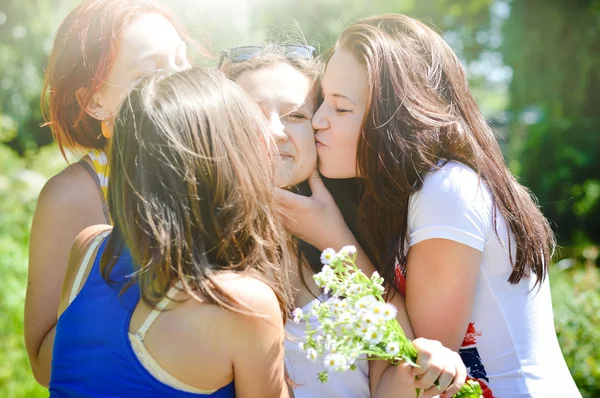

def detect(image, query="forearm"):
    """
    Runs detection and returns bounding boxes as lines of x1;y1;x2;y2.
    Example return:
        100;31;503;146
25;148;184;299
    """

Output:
316;230;377;276
373;363;417;398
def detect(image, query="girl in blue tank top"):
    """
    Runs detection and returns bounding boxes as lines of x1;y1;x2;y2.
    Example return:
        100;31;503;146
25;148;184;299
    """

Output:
50;68;294;398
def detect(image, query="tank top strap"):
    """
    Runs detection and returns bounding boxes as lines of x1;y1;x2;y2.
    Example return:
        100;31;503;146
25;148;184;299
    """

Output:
135;280;185;341
78;158;110;224
69;230;112;304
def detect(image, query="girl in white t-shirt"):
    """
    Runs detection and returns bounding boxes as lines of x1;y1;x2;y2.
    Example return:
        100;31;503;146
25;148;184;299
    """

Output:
278;14;580;398
220;44;468;398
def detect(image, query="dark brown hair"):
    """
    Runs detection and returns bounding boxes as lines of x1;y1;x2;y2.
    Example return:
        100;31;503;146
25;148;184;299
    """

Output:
41;0;207;158
101;68;292;319
336;14;555;287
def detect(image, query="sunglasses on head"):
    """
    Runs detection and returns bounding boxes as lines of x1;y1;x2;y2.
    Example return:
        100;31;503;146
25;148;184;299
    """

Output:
217;44;316;69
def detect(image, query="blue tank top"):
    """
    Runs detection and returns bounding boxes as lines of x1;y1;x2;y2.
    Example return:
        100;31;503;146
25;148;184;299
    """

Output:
50;239;236;398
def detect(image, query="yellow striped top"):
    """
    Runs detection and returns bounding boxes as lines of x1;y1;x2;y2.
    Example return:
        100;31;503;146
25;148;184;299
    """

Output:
88;148;109;204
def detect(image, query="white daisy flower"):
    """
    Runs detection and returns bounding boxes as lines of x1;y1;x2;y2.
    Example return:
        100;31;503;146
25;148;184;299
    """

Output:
365;327;383;344
355;295;377;311
337;312;354;324
337;245;357;258
323;353;349;372
346;283;361;296
359;312;377;328
382;303;398;321
385;341;400;355
306;348;318;362
325;334;334;351
320;248;337;265
292;308;304;324
314;265;336;288
371;301;387;319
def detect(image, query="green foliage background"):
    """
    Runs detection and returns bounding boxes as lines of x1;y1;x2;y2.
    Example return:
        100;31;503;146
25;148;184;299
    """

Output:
0;0;598;396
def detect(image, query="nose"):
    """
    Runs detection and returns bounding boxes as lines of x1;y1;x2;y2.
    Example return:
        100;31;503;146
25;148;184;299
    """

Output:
166;59;191;73
312;103;330;131
157;53;191;73
268;113;287;143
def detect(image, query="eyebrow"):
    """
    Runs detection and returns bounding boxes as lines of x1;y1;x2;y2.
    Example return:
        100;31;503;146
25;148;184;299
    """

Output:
131;41;186;68
287;101;313;110
332;93;356;105
254;98;313;111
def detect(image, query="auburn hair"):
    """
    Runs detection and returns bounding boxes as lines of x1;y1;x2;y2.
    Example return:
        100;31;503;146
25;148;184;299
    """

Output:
41;0;207;158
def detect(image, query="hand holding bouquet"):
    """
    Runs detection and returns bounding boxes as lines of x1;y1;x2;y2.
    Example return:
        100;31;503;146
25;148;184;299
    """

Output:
292;246;482;398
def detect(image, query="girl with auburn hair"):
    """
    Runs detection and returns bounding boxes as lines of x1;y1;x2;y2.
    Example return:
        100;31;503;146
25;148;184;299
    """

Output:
26;0;203;385
51;67;292;398
221;44;467;398
278;14;579;397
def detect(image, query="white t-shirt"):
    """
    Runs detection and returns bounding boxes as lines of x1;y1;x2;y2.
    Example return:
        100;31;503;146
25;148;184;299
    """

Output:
285;298;370;398
405;161;579;398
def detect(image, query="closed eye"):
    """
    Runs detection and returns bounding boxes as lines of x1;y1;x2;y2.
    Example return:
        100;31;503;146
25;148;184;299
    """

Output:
283;112;310;121
335;108;352;114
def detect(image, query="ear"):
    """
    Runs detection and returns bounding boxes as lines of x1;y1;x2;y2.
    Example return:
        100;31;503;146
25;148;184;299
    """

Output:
76;88;109;121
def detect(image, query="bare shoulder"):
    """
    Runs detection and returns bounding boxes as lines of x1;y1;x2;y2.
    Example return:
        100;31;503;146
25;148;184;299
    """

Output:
32;160;105;240
181;272;283;335
38;161;97;209
215;273;281;314
70;225;113;259
58;225;112;316
63;225;112;283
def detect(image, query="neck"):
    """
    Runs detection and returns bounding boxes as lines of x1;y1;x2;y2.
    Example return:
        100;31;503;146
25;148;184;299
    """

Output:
286;239;321;308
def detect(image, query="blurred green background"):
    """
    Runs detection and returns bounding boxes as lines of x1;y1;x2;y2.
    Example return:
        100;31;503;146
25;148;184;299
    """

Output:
1;0;599;396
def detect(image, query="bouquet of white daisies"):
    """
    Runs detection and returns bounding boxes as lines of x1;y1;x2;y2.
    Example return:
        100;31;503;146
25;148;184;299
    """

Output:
292;245;482;398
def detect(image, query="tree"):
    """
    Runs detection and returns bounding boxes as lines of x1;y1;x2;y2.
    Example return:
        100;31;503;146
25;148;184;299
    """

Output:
503;0;600;246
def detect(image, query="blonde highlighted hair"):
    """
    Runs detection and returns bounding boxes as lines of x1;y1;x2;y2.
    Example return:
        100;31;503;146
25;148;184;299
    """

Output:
101;67;292;319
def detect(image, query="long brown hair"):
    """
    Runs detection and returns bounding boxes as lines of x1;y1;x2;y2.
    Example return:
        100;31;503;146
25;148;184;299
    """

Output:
101;68;292;319
41;0;207;158
336;14;555;288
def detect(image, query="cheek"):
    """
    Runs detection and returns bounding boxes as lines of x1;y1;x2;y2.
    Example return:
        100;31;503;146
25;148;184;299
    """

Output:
293;124;317;167
319;115;362;178
99;78;133;114
332;117;360;154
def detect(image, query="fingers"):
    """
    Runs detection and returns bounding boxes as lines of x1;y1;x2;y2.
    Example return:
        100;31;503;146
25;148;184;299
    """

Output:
394;361;417;386
306;167;329;198
414;360;443;392
444;353;467;397
274;187;314;210
411;337;440;378
274;188;304;234
421;363;452;398
411;338;466;397
432;362;454;392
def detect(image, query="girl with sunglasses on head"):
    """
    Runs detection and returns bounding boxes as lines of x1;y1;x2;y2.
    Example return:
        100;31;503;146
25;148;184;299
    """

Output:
220;44;467;398
50;67;292;398
26;0;205;386
278;14;579;397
